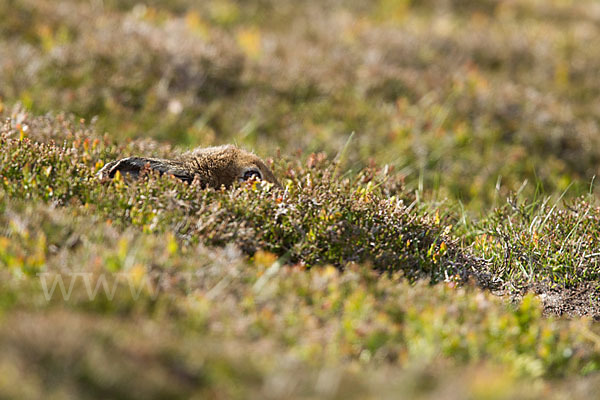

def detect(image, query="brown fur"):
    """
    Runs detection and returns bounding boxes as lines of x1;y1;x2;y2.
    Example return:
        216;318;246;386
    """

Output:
98;145;281;189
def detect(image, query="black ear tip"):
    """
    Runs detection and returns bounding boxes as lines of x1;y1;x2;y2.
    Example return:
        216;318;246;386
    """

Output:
97;160;119;180
96;157;145;180
97;157;194;183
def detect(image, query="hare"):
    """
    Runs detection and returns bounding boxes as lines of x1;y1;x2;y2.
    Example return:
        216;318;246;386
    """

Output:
98;144;281;189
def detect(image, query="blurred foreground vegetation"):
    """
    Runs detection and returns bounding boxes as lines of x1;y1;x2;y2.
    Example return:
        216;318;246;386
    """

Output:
1;0;600;398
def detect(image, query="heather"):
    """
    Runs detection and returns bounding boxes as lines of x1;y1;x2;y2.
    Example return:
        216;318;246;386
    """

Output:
1;0;600;398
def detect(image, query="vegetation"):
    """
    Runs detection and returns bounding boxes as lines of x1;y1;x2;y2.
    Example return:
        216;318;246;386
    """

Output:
1;0;600;398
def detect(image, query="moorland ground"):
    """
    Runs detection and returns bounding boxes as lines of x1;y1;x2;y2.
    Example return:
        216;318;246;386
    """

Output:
1;0;600;398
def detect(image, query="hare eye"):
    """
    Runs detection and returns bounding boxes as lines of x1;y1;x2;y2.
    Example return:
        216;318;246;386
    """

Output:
242;169;262;181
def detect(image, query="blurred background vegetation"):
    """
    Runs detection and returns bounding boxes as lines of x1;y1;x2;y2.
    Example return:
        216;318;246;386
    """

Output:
2;0;600;210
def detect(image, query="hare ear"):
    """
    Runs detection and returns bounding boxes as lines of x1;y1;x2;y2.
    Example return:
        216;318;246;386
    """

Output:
98;157;193;183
